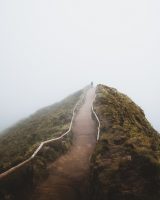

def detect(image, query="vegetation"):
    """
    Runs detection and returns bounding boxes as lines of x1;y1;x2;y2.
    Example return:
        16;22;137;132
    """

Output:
0;89;83;200
90;84;160;200
0;89;82;173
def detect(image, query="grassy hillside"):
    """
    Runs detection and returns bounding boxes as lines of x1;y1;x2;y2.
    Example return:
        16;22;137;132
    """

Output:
0;89;82;174
90;84;160;200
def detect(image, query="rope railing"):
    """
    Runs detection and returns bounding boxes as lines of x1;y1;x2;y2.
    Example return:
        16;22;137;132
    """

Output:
0;85;100;180
0;87;87;180
91;86;101;141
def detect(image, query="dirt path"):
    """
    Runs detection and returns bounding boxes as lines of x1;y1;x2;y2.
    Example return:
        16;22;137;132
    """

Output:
31;88;97;200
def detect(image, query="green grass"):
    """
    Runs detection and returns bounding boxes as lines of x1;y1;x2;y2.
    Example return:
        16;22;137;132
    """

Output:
0;89;82;173
90;84;160;200
0;89;83;200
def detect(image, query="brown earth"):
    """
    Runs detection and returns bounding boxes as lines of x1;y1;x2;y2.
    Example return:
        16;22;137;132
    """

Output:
31;88;97;200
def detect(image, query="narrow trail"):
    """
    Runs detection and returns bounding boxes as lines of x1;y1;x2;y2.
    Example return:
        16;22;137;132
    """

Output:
31;88;97;200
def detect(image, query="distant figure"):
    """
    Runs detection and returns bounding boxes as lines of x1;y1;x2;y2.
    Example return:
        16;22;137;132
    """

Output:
91;82;93;87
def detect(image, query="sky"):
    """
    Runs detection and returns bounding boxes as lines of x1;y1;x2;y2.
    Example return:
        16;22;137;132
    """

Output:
0;0;160;132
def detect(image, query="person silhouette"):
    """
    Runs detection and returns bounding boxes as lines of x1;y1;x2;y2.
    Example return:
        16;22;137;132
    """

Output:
91;82;93;87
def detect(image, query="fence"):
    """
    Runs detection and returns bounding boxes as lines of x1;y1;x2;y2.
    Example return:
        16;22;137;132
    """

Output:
0;85;101;180
91;87;101;141
0;87;87;180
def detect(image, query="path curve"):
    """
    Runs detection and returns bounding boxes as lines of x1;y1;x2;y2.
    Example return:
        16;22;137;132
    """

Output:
31;87;97;200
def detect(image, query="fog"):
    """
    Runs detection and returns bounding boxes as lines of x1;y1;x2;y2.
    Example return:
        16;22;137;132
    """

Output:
0;0;160;132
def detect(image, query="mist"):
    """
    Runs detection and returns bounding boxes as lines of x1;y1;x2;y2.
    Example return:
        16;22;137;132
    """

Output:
0;0;160;132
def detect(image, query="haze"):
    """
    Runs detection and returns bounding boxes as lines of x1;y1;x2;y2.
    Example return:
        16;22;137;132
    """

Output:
0;0;160;132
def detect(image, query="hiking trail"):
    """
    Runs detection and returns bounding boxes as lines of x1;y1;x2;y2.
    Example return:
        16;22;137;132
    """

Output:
32;87;97;200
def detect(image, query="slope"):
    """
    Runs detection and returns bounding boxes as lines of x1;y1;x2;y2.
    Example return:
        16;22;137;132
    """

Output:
0;89;82;174
90;84;160;200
